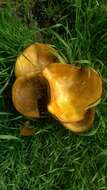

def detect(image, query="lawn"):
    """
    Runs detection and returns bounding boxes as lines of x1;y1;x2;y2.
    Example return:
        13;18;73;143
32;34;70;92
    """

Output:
0;0;107;189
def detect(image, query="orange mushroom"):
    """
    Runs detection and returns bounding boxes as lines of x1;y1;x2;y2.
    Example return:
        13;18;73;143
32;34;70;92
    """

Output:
12;72;48;118
12;43;65;117
12;42;102;133
15;43;64;78
43;63;102;132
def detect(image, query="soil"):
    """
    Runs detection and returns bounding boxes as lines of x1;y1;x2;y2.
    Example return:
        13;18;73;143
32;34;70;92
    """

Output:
15;0;75;29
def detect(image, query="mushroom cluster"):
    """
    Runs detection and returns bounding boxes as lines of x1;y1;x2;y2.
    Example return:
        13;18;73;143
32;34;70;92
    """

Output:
12;43;102;133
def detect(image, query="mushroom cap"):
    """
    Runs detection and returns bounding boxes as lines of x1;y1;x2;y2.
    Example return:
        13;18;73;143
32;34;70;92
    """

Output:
43;63;102;122
63;108;95;133
15;43;63;78
12;72;47;118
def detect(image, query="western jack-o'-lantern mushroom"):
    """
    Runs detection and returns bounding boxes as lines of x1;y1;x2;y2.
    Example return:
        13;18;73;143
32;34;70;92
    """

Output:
42;63;102;132
12;43;65;117
15;43;65;78
12;72;48;118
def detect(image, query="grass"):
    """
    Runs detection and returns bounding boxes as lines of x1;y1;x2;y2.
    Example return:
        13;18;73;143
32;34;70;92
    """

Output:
0;0;107;189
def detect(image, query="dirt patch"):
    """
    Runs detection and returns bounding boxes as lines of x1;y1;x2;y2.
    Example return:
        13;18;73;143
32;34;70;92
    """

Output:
15;0;75;29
